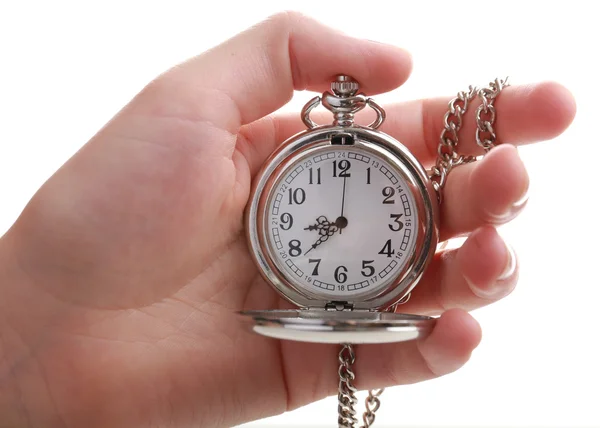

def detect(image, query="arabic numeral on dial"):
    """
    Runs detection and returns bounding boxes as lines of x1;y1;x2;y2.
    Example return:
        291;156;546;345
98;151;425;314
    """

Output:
378;239;395;258
288;239;302;257
334;265;348;283
308;258;321;276
309;167;321;185
366;167;371;184
287;188;306;205
382;186;395;204
361;260;375;277
338;285;345;291
280;212;293;230
389;214;404;231
333;160;351;178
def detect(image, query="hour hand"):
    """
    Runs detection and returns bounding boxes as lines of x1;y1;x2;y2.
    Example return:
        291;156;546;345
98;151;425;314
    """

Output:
303;215;333;232
304;216;338;255
304;235;331;256
304;237;322;255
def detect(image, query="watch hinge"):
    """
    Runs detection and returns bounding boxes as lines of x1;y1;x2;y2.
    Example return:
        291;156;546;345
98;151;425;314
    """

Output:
325;301;354;311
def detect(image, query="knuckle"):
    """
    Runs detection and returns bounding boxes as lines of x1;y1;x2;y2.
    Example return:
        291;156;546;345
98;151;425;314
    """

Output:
266;10;308;26
259;11;309;37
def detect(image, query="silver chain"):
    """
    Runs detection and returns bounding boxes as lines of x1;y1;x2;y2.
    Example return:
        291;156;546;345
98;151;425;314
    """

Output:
336;78;509;428
429;77;510;203
338;344;384;428
338;344;358;427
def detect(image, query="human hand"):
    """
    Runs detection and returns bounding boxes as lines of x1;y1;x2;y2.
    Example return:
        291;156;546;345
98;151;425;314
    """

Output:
0;12;575;428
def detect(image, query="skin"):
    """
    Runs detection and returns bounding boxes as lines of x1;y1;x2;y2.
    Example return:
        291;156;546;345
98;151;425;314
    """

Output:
0;12;576;428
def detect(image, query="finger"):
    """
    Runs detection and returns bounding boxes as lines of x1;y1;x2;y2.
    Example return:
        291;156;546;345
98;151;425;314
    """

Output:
243;81;575;176
401;226;518;316
416;81;577;160
359;309;482;388
123;11;412;197
440;144;529;240
281;309;481;409
8;12;412;307
134;11;412;130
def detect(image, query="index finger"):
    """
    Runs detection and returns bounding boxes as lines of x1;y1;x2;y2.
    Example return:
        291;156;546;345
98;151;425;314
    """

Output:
256;81;576;170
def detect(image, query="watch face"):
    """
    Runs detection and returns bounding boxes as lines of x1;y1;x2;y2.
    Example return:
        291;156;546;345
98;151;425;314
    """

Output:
265;145;419;300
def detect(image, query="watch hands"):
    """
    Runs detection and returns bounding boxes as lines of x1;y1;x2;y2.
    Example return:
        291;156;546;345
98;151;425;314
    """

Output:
303;235;331;255
304;215;329;231
304;215;335;232
304;215;338;255
338;175;348;234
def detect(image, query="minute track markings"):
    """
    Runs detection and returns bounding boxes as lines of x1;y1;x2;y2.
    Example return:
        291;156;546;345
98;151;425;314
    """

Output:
400;228;411;252
267;146;418;296
284;259;304;277
379;165;399;185
378;260;398;279
271;193;283;216
313;152;336;164
284;165;304;184
347;152;370;163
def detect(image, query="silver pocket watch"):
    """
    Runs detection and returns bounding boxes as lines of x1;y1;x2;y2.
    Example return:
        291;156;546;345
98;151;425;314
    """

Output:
242;75;508;427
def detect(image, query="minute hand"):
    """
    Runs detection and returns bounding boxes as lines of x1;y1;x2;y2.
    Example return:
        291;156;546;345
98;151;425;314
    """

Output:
340;176;347;217
337;175;348;234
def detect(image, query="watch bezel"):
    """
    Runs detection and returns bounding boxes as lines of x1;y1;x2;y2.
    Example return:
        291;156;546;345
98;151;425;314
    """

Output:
245;125;439;310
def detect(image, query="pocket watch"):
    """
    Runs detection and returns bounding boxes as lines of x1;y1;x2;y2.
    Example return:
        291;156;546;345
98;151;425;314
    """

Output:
241;75;508;427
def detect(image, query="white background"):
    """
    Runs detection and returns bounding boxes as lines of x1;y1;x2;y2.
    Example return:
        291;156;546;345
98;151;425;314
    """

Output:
1;1;598;427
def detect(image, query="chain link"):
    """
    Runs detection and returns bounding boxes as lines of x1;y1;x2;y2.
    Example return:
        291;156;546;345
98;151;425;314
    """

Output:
338;344;384;428
338;344;358;427
429;77;510;203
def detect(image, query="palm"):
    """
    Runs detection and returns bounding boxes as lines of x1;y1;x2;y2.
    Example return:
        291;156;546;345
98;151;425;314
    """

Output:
0;13;575;428
12;112;291;427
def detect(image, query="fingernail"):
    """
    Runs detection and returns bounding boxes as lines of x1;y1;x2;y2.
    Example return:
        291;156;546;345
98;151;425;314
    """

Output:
512;191;530;212
498;242;517;281
485;190;529;224
437;236;467;252
466;242;517;299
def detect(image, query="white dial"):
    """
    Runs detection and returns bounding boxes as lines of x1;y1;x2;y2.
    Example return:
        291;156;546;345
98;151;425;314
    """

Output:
266;145;418;299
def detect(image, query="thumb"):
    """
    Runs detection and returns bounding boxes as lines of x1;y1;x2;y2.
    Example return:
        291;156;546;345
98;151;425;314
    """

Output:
5;12;412;309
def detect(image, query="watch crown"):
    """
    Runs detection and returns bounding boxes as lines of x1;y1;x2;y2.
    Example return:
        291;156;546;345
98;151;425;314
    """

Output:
331;75;359;97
